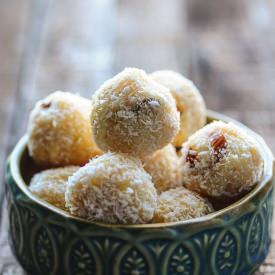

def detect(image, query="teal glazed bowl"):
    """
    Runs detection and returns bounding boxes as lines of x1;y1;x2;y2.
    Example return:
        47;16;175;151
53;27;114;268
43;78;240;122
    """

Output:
5;111;274;275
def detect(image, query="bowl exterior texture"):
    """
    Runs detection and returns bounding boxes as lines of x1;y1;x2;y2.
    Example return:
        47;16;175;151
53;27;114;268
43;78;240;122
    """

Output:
5;159;274;275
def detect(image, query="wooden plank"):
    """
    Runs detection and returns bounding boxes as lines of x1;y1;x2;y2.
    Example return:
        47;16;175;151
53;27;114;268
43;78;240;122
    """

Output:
7;0;54;151
1;0;52;210
114;0;188;73
0;1;51;273
0;0;50;224
0;1;33;273
0;0;31;207
32;0;116;98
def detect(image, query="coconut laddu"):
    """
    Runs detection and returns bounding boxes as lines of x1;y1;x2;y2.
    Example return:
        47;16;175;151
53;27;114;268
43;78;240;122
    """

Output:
143;144;182;193
181;121;263;198
90;68;180;158
65;153;157;224
29;166;79;210
28;91;102;167
150;70;206;147
153;187;213;223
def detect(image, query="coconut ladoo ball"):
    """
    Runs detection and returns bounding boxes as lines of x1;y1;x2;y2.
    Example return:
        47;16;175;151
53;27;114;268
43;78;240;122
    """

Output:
181;121;264;198
65;152;157;224
150;70;206;147
143;144;182;193
28;91;102;167
29;166;79;210
91;68;180;157
153;187;213;223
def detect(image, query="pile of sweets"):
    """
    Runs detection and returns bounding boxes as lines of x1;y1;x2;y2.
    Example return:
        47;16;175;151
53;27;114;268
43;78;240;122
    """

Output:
28;68;264;224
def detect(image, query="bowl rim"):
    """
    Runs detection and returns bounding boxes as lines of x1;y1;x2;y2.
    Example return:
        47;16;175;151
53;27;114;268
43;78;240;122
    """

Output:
8;110;274;229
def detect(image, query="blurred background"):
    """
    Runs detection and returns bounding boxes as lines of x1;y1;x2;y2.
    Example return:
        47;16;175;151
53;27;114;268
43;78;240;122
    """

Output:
0;0;275;273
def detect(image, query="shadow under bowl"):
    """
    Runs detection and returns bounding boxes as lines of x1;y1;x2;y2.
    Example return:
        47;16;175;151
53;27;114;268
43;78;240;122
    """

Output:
5;110;274;275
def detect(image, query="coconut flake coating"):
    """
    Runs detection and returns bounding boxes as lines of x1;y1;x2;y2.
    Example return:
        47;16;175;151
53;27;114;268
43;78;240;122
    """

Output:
181;121;264;198
28;91;102;166
91;68;180;157
143;144;182;193
65;152;157;224
29;166;79;210
153;187;213;223
150;70;206;147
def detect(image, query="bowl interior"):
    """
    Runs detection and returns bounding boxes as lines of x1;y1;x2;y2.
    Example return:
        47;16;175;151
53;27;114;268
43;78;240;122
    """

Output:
9;110;274;228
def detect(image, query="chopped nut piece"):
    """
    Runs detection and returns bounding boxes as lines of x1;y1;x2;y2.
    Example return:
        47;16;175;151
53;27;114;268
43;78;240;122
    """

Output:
41;101;51;108
211;133;227;151
210;133;227;163
186;149;198;168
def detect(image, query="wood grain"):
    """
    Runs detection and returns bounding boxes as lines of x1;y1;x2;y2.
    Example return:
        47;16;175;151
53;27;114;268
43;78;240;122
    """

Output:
0;1;32;273
114;0;187;73
0;0;52;272
0;0;31;210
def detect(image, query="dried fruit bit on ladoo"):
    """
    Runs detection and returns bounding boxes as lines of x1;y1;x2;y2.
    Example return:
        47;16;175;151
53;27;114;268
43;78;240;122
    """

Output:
181;121;264;198
153;187;213;223
150;70;206;147
65;153;157;224
29;166;79;210
28;91;102;167
90;68;180;158
143;144;182;193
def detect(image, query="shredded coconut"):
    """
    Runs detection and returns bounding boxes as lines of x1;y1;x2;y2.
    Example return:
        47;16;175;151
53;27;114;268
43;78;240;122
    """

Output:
150;70;206;147
153;187;213;223
181;121;264;198
90;68;180;158
29;166;79;210
65;152;157;224
28;91;102;166
143;144;182;193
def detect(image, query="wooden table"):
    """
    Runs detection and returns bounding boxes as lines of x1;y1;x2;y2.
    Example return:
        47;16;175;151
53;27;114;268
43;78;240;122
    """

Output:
0;0;274;273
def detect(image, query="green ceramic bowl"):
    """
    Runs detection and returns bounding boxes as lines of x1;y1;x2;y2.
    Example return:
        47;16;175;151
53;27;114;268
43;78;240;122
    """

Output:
5;111;274;275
